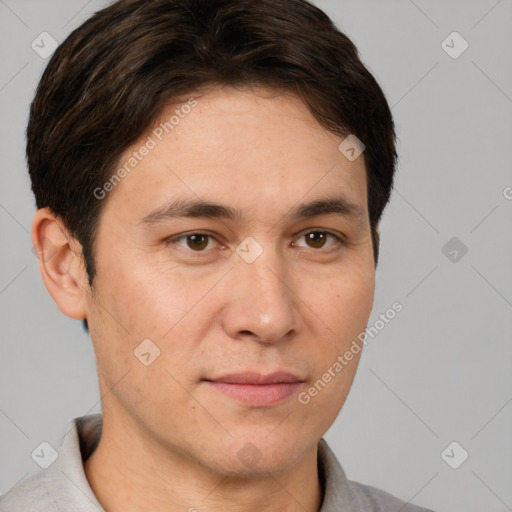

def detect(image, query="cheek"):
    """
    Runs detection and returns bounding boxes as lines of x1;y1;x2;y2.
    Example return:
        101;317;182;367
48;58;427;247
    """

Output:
299;268;373;427
95;252;189;338
298;257;374;411
308;259;375;342
90;259;220;393
336;276;374;338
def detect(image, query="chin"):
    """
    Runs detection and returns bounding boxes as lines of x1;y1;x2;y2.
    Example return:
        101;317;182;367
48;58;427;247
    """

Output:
197;432;313;478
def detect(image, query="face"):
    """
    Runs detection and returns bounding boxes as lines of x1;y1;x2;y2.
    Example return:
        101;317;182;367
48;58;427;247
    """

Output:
83;86;375;475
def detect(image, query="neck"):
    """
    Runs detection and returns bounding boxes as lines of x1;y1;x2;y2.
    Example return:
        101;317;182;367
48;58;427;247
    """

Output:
84;410;323;512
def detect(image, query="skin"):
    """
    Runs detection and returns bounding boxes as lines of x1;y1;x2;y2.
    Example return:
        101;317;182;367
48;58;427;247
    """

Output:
32;85;376;512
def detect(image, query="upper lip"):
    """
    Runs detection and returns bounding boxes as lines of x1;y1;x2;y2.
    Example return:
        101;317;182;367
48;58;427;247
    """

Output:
206;371;304;385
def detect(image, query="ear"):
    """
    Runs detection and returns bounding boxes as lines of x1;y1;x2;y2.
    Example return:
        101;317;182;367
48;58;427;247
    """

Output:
31;207;89;321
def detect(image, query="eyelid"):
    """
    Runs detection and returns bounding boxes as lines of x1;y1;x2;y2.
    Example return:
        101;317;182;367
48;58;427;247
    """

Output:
166;228;346;253
168;230;222;249
292;228;346;249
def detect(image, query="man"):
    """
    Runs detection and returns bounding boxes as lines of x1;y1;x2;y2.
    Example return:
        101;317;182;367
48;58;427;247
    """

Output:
0;0;434;510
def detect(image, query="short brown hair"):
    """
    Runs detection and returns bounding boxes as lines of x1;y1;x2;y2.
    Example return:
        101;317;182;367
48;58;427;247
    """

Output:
27;0;397;332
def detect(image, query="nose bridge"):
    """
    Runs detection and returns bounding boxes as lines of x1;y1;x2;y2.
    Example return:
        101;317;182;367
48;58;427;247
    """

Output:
223;236;297;342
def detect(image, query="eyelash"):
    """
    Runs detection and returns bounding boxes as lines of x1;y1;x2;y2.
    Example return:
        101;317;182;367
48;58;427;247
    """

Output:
166;229;346;255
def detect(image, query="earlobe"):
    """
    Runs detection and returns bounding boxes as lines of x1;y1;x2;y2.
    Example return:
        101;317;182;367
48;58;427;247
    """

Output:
31;207;89;320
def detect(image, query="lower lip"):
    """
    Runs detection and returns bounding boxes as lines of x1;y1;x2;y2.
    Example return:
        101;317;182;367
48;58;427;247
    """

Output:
204;381;303;407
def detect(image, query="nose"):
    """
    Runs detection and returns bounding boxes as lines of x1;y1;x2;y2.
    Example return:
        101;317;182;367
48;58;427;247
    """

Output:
221;243;298;344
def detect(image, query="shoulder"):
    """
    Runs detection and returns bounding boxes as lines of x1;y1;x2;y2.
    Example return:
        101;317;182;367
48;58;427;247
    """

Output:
317;438;435;512
0;470;56;512
347;479;436;512
0;414;103;512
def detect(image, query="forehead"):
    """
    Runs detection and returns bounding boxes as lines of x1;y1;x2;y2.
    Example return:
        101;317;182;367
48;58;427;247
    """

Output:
100;86;368;225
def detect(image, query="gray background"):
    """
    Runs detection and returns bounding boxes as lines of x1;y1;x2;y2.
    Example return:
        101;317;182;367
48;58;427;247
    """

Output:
1;1;511;511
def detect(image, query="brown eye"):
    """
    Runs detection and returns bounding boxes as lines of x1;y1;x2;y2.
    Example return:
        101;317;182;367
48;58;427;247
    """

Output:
293;230;344;251
185;234;209;251
305;231;328;249
170;232;217;252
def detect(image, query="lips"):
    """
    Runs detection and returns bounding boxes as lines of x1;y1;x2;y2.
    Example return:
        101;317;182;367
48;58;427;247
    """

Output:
206;371;304;385
204;371;305;407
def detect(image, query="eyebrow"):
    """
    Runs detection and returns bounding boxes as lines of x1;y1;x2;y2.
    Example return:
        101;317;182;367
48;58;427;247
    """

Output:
138;196;365;227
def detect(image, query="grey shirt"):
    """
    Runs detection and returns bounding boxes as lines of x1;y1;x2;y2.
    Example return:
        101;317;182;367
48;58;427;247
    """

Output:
0;414;434;511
